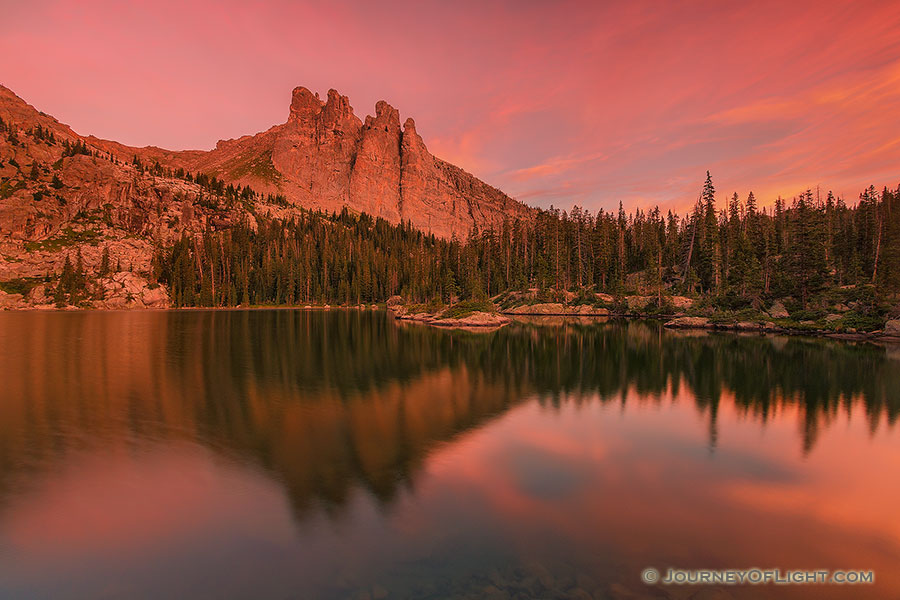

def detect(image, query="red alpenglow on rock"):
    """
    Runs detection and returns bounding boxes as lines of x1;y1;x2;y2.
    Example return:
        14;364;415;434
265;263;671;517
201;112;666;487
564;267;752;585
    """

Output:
0;82;532;245
109;86;532;240
279;87;532;239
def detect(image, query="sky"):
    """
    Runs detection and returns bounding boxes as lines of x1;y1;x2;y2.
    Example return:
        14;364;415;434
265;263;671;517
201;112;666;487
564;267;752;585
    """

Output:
1;0;899;214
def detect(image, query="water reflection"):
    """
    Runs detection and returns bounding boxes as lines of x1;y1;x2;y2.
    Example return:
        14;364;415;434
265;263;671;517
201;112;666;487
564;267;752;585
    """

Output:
0;310;897;599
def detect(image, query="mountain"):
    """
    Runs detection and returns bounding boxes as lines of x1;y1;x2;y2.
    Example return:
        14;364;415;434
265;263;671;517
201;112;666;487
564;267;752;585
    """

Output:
0;83;532;308
89;86;530;239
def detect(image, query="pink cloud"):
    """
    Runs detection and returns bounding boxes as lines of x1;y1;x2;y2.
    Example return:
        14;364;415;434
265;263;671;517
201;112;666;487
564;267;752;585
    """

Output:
1;0;898;214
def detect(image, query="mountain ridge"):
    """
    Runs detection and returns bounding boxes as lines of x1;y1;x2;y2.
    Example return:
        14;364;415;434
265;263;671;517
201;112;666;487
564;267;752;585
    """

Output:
0;82;534;309
1;83;532;239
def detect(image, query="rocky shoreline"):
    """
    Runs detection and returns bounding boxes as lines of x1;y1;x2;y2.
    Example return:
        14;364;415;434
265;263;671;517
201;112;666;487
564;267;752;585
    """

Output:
388;303;510;330
0;271;170;310
5;288;899;344
503;302;610;317
384;292;900;343
492;291;900;342
663;314;900;342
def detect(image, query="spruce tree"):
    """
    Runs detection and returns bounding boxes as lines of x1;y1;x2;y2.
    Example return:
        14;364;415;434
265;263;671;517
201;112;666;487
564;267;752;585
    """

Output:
99;247;111;277
697;171;720;293
789;190;828;307
876;188;900;295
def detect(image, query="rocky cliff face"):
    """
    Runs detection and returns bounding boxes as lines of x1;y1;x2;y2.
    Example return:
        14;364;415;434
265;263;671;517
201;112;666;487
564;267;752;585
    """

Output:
272;87;363;210
0;82;533;308
0;85;255;309
349;100;402;222
5;84;532;240
145;86;532;239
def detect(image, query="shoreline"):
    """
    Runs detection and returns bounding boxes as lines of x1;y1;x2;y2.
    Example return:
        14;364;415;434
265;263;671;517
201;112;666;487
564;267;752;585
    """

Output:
0;303;383;314
388;302;900;343
388;305;511;329
2;302;898;344
660;314;900;342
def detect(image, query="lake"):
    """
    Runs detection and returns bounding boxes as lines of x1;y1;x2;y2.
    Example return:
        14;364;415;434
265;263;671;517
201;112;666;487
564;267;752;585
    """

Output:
0;310;897;599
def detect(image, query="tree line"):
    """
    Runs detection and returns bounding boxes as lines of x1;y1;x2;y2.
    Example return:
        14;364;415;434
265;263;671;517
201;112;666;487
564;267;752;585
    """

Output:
151;172;900;310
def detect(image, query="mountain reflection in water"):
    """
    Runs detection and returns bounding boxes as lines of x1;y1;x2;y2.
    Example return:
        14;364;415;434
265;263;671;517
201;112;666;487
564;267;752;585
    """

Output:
0;310;897;599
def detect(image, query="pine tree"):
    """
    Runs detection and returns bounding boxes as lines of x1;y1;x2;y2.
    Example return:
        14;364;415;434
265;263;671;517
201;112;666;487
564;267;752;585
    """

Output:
789;190;828;307
56;255;75;307
697;171;720;293
876;187;900;295
99;247;111;277
144;173;895;316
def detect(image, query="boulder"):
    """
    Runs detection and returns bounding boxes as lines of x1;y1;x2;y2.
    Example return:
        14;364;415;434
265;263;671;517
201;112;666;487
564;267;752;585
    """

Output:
625;296;653;311
664;316;711;328
97;272;169;309
506;303;612;316
768;301;789;319
576;304;609;316
141;285;170;309
884;319;900;337
670;295;694;309
25;284;49;305
0;290;24;309
431;311;510;327
507;303;565;315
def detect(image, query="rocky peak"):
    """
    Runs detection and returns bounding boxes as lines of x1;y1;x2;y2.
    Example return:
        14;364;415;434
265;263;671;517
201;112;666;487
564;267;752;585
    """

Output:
288;87;323;125
349;100;403;221
401;117;425;153
366;101;400;131
0;82;533;241
321;89;356;129
279;86;532;237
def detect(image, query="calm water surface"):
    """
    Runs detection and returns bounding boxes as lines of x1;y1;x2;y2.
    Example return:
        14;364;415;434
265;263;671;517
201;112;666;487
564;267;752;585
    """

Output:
0;310;898;599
